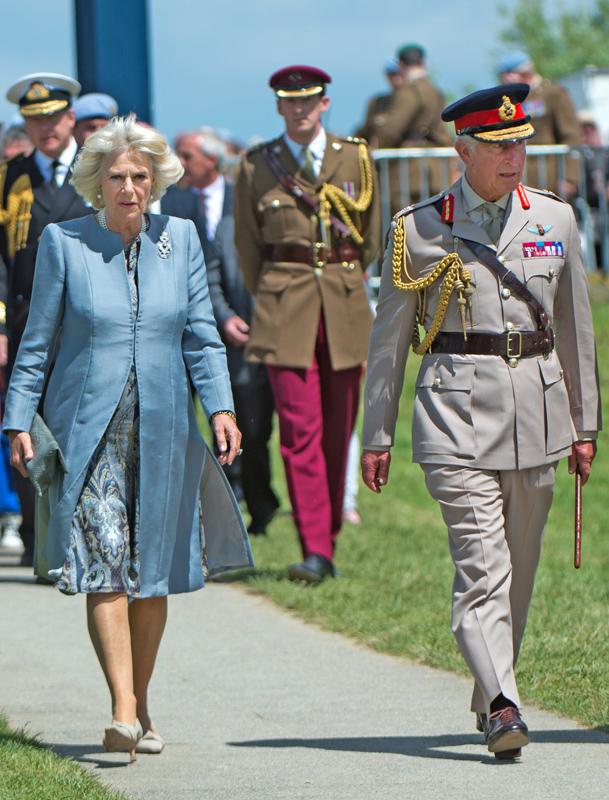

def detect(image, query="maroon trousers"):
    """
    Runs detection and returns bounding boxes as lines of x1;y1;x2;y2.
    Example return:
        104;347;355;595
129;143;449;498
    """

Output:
267;318;361;561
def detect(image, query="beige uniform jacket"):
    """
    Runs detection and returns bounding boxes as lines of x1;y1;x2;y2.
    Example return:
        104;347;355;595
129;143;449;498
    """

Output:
355;93;394;149
524;80;581;189
363;178;601;469
373;77;450;149
372;76;451;208
234;133;380;370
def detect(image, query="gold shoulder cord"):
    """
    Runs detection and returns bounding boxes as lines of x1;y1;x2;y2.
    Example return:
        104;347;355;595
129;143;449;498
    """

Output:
391;216;472;353
0;163;34;260
318;143;373;245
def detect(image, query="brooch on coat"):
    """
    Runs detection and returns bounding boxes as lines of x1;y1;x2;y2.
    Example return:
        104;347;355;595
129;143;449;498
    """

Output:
158;230;171;258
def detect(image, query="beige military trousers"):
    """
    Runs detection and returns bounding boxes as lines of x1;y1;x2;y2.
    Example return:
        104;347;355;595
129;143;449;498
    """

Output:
422;463;557;713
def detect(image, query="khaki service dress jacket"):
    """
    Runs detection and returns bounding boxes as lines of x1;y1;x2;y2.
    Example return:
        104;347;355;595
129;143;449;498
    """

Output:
234;133;380;370
363;178;601;469
523;79;581;190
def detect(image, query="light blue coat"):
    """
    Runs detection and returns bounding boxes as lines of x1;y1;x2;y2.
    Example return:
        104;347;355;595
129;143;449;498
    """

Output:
3;214;253;596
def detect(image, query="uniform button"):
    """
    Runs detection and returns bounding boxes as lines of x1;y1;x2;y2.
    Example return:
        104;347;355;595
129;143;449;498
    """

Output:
341;261;349;267
271;199;280;208
16;294;23;301
508;357;518;368
432;377;441;388
549;268;556;278
347;263;355;271
498;255;506;263
501;287;511;299
314;267;322;277
506;321;514;331
560;368;564;377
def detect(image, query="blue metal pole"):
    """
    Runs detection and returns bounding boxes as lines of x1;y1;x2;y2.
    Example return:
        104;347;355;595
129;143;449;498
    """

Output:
74;0;153;123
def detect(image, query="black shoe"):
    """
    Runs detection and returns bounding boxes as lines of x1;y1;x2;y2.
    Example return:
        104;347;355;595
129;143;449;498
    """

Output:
288;554;335;584
247;506;278;536
486;706;529;756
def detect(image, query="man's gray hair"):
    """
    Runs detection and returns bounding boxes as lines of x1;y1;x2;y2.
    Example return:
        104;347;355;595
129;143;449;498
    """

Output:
180;128;229;172
70;114;184;208
456;133;480;150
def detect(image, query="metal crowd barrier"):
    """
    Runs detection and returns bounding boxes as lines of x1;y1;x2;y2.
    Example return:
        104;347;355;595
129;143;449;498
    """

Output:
372;145;609;273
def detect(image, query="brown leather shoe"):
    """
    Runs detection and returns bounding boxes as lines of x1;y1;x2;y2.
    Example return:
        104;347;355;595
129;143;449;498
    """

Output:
486;706;529;755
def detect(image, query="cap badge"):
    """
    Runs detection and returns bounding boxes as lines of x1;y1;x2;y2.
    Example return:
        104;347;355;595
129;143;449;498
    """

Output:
25;82;50;101
499;95;516;121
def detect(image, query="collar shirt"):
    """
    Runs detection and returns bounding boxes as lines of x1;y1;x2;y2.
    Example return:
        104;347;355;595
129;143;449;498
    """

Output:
461;175;509;230
35;137;78;186
193;174;225;240
284;127;327;179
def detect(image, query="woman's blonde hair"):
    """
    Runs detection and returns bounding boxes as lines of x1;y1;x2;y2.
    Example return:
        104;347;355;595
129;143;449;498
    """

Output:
70;114;184;208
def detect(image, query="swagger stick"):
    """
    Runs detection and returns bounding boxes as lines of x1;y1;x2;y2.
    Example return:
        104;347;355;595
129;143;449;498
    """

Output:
574;469;582;569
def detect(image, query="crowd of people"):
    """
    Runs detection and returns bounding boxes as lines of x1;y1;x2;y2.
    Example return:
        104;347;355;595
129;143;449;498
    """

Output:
0;42;602;764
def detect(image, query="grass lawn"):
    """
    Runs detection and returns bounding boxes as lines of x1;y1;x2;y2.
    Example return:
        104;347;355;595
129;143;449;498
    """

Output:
0;713;128;800
230;293;609;730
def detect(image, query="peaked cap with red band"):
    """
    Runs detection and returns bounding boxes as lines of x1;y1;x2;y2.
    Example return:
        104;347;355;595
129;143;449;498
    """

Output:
269;65;331;99
442;82;535;143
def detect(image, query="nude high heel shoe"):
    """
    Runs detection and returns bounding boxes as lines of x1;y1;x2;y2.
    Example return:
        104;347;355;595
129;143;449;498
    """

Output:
135;726;164;754
103;720;143;762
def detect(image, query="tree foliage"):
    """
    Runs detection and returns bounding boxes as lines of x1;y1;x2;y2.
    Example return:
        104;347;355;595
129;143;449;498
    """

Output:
500;0;609;78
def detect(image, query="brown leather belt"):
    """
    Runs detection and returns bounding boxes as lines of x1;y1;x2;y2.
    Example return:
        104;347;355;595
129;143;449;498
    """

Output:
263;242;362;266
430;330;555;361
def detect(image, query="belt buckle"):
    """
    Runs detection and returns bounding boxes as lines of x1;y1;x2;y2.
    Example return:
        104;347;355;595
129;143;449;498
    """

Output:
506;330;522;367
313;242;327;272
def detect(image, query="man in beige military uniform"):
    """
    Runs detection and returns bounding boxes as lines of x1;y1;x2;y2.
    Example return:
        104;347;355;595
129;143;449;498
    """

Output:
361;84;600;759
355;58;404;148
234;65;380;582
500;52;581;198
372;44;452;212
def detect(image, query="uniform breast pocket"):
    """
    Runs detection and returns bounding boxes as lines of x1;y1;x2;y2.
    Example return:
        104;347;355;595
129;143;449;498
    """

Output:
521;258;563;305
413;357;476;458
259;195;302;242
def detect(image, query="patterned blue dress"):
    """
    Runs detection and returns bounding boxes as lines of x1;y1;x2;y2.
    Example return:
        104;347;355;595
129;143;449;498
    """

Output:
53;224;144;595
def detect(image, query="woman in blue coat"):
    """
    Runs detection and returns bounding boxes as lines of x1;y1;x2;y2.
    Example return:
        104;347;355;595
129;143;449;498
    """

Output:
4;116;251;760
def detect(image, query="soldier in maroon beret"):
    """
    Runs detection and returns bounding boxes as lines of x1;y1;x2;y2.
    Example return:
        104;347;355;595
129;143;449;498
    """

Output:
234;65;381;582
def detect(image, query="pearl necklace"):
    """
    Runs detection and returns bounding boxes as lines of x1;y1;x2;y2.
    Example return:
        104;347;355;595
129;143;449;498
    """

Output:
97;208;147;245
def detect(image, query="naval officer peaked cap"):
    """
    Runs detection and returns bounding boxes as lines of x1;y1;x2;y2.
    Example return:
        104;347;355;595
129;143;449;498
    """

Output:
442;83;535;143
6;72;81;117
269;65;332;98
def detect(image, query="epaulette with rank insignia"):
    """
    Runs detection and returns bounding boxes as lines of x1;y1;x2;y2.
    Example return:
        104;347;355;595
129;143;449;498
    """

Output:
524;185;566;204
341;135;368;145
245;139;271;156
392;189;446;222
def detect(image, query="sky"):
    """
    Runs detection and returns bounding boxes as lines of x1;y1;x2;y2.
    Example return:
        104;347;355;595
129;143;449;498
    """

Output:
0;0;585;145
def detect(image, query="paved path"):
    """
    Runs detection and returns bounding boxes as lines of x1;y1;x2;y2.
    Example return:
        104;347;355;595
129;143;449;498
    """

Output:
1;559;608;800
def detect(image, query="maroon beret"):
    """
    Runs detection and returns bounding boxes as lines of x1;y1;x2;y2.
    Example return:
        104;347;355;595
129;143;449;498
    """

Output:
269;65;332;98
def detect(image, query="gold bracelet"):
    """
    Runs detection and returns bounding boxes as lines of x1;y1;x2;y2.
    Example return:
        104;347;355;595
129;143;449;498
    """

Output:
209;410;237;424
